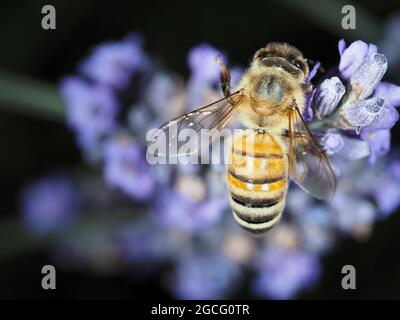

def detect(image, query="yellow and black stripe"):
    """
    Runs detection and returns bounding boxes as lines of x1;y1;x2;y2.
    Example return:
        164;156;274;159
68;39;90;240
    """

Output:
227;130;288;235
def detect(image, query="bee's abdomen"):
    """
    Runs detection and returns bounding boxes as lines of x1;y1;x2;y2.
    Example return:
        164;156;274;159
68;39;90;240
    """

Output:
227;131;288;235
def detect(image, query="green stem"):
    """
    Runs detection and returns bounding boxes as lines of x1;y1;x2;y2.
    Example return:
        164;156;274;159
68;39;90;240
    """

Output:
0;71;64;121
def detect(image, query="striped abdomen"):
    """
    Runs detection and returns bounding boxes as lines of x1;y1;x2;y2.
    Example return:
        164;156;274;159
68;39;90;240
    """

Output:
227;130;288;235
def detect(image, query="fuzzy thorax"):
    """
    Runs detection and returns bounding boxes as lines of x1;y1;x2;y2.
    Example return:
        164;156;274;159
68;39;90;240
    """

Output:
236;65;306;134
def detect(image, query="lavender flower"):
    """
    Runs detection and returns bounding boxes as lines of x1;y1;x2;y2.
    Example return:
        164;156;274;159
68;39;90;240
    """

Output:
187;44;225;108
142;71;186;125
341;97;385;128
316;129;345;155
46;35;400;301
79;34;150;89
221;231;257;264
365;102;399;130
389;160;400;181
368;82;400;131
336;134;370;160
313;77;345;119
338;40;378;80
296;206;335;255
172;253;240;299
253;246;321;299
369;159;400;217
374;82;400;109
330;192;376;238
118;221;189;263
360;129;391;164
20;175;80;234
303;88;316;121
348;53;387;100
311;39;400;164
188;44;224;84
371;178;400;218
60;77;119;153
306;61;321;83
103;134;156;200
286;188;313;216
154;174;227;233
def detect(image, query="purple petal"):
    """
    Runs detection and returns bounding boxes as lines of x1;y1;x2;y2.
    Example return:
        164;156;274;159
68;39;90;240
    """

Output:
368;43;378;55
339;40;369;79
331;193;376;233
302;89;315;121
297;206;335;255
338;39;347;56
372;179;400;218
60;77;119;152
317;129;345;155
366;103;399;130
313;76;345;119
155;188;226;233
173;254;239;299
79;34;150;89
389;160;400;181
20;175;80;234
336;135;370;160
102;135;156;200
349;53;387;100
306;61;321;83
188;43;225;84
373;82;400;108
341;97;385;127
360;129;391;163
253;247;321;300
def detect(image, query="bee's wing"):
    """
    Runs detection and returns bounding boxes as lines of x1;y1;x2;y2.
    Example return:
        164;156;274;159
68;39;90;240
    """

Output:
150;90;243;157
287;106;337;200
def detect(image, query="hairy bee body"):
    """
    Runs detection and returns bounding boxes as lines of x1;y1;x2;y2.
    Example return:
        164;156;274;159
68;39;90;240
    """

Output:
154;42;336;237
225;43;307;234
227;130;288;235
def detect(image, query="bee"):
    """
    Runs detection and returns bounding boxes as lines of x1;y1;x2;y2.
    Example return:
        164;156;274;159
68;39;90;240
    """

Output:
152;42;336;235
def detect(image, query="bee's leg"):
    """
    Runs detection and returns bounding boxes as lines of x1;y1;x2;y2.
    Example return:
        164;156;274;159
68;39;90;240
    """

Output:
215;55;231;97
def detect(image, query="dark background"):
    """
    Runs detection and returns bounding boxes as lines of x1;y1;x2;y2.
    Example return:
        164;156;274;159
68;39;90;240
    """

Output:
0;0;400;299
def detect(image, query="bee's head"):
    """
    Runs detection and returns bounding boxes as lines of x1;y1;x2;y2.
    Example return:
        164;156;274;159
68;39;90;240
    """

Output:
253;42;309;80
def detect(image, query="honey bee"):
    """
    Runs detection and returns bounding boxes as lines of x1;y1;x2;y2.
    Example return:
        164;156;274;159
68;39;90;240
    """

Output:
153;43;336;235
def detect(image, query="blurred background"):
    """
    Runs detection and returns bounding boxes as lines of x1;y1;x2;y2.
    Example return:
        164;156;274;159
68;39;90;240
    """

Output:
1;0;400;299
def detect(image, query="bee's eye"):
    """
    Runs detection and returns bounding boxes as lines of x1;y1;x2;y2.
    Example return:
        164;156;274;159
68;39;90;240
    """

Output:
257;51;272;60
292;59;304;70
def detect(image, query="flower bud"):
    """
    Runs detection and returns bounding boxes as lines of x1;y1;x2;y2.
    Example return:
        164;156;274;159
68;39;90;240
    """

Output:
312;77;345;119
188;44;224;83
366;103;399;130
315;129;344;155
349;53;387;100
337;135;370;160
360;129;391;164
341;97;385;128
